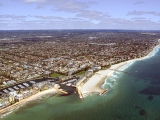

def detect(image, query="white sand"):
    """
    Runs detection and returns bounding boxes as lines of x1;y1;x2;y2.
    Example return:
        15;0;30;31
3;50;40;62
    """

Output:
26;88;57;101
1;45;159;113
80;45;160;97
80;61;128;96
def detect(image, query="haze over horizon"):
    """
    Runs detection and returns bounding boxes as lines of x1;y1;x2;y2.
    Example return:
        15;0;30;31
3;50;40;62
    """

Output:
0;0;160;30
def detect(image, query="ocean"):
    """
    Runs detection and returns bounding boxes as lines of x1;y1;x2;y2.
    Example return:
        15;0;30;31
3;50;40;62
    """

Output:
1;46;160;120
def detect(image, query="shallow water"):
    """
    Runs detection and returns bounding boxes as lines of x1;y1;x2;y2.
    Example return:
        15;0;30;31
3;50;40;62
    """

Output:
2;46;160;120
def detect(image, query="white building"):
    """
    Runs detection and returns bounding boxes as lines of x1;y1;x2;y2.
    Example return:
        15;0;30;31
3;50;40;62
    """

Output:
15;94;24;101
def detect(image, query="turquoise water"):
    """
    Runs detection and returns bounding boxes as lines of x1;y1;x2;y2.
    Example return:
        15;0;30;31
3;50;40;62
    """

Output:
2;46;160;120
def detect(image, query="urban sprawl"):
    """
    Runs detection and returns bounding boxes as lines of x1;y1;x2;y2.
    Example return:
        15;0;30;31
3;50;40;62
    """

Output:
0;30;160;109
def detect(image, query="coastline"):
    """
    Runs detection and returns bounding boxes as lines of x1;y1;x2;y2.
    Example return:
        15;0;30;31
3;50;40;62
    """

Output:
0;44;159;117
80;61;129;97
80;44;160;97
0;88;57;117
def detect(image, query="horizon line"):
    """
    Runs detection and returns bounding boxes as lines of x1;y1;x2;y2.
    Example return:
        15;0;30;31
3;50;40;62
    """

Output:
0;29;160;31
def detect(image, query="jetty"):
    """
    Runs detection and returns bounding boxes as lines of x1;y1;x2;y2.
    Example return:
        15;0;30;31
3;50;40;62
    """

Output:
54;84;68;94
77;87;83;100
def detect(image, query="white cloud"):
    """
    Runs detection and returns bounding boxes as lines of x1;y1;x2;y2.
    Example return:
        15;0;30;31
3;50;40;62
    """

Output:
76;10;110;21
34;15;86;23
24;0;46;3
14;0;89;13
133;1;144;5
95;16;160;30
0;14;27;20
127;10;160;16
0;18;96;30
50;0;89;13
131;17;146;20
2;1;160;30
1;16;160;30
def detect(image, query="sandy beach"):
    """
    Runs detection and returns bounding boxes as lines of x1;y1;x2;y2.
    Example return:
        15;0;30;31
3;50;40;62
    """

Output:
80;45;160;97
0;44;159;116
0;88;57;116
80;61;129;96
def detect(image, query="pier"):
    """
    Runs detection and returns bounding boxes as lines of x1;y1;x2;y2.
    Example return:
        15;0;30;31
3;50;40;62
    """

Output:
99;89;109;96
77;86;83;99
56;88;68;94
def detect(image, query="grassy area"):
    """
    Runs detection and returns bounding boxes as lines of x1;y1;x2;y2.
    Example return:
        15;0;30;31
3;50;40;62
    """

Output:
76;71;86;75
50;73;65;78
102;65;111;70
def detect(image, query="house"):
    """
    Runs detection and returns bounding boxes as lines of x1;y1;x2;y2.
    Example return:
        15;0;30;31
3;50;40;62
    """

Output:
15;94;24;102
85;69;93;77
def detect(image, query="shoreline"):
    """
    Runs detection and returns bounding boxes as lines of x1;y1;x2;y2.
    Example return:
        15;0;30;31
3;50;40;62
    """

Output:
80;61;129;97
0;44;159;117
80;44;160;97
0;88;57;117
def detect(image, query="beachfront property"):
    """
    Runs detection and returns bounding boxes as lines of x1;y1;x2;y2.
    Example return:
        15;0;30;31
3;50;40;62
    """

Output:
0;30;160;111
0;79;56;108
0;76;79;110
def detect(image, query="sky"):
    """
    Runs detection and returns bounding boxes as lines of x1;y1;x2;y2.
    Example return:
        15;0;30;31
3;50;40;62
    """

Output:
0;0;160;30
